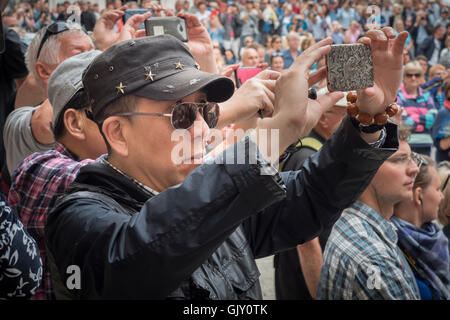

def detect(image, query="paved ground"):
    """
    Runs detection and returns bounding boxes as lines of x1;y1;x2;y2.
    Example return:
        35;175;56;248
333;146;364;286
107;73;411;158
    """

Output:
255;255;276;300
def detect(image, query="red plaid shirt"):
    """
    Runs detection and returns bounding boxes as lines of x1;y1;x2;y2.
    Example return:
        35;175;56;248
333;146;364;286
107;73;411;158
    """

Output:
8;143;94;300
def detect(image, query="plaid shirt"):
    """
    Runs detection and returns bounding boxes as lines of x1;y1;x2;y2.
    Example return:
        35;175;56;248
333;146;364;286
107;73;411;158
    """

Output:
8;143;94;300
317;201;420;300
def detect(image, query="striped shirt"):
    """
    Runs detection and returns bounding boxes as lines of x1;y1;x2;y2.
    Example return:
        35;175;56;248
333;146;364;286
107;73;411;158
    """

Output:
317;201;420;300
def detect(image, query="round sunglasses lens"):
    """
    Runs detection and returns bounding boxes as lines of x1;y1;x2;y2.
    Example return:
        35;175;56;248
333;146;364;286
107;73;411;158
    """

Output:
203;103;219;128
172;103;197;129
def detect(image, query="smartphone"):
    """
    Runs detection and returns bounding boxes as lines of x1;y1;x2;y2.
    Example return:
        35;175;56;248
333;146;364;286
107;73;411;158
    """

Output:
234;67;263;88
326;43;373;92
123;9;152;29
145;17;188;42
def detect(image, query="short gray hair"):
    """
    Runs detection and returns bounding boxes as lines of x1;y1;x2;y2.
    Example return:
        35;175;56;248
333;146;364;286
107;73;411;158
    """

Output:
25;22;86;88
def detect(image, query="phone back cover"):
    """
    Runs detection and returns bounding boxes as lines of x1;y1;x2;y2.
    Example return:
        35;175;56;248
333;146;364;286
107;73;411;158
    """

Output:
326;44;374;92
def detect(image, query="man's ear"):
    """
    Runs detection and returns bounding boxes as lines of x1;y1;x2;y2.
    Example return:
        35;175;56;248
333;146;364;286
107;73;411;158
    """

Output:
35;61;55;85
102;117;129;157
63;109;86;141
413;187;423;206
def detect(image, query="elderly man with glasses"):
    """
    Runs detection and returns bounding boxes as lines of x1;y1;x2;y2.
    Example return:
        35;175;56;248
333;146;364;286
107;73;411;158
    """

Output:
3;21;94;177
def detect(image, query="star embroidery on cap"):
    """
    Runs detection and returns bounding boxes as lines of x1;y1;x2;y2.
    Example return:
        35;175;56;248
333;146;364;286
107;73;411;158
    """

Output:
174;61;184;70
116;82;126;95
144;67;156;81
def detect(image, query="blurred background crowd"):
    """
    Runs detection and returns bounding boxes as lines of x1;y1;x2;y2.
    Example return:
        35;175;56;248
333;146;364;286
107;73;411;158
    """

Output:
3;0;450;163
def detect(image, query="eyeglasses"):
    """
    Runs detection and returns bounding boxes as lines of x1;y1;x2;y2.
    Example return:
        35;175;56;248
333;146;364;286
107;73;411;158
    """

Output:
36;21;70;60
111;101;220;130
385;152;424;168
405;73;422;78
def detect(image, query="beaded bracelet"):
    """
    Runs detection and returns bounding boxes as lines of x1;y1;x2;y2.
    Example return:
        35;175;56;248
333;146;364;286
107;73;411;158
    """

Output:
346;91;399;133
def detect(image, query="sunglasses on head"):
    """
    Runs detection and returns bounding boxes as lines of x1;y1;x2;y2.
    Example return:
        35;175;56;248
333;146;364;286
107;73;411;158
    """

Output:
405;73;422;78
111;101;220;130
36;21;70;60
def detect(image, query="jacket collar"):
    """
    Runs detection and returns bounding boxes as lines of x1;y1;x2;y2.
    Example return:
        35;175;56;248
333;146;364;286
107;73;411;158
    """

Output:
68;156;155;208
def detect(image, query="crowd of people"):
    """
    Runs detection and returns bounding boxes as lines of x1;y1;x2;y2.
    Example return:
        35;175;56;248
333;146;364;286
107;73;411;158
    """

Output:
0;0;449;301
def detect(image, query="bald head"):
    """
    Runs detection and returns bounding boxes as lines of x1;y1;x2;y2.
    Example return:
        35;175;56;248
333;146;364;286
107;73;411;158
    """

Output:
241;48;259;67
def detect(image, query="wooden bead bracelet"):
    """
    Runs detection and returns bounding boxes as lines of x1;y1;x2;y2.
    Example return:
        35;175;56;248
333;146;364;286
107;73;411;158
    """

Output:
346;91;399;126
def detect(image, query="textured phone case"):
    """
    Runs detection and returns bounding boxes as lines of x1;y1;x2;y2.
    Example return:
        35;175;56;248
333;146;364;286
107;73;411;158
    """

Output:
326;43;374;92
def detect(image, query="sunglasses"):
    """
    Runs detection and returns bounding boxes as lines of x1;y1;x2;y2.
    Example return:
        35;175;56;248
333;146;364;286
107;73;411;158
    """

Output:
112;101;220;130
405;73;422;78
36;21;70;60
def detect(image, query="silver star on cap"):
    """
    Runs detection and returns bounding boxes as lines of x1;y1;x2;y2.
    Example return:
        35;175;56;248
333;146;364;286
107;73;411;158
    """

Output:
174;61;184;70
144;67;156;81
116;82;126;95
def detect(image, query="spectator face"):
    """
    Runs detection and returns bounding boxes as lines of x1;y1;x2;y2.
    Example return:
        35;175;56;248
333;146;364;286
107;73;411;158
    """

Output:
107;92;211;191
244;37;254;47
417;167;444;225
435;26;445;40
272;37;282;51
429;68;446;79
265;36;272;48
114;0;122;9
403;49;410;65
175;0;184;12
241;48;259;67
58;32;95;63
287;36;299;50
404;0;412;9
417;59;428;74
395;20;404;32
403;68;423;92
271;55;284;72
225;49;235;61
257;47;266;64
370;141;420;205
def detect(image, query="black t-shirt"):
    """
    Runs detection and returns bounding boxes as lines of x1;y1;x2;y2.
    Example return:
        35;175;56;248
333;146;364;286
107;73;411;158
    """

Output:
0;24;28;178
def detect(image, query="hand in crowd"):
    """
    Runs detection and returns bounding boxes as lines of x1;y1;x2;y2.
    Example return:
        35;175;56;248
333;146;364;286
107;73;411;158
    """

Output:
178;12;217;74
93;6;127;51
117;11;152;43
356;28;408;117
218;70;280;131
256;37;343;160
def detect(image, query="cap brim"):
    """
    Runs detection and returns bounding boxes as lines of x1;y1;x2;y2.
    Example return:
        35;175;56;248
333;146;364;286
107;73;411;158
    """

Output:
132;69;235;103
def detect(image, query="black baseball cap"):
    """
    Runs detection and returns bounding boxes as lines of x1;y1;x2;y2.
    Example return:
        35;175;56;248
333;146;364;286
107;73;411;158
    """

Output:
82;35;235;120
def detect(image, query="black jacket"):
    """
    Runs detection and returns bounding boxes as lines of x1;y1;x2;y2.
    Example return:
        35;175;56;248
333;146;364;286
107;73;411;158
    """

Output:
45;117;399;299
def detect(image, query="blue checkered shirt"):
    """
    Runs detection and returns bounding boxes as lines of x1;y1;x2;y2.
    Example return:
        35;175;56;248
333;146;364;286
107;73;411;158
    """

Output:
317;201;420;300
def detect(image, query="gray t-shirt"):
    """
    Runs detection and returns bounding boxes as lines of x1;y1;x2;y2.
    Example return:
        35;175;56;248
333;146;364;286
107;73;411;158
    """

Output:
3;106;54;175
240;9;259;37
